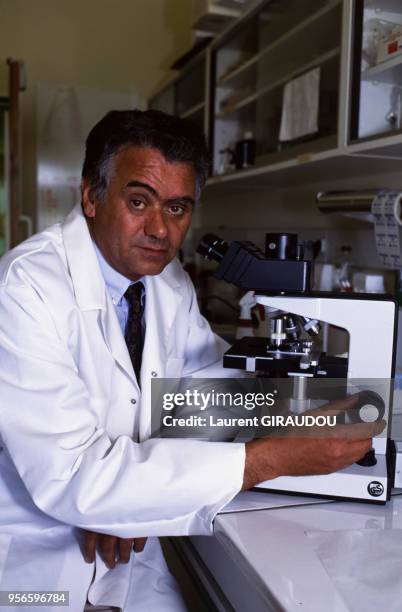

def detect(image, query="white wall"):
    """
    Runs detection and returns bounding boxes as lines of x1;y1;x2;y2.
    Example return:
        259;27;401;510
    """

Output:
0;0;193;225
199;161;402;269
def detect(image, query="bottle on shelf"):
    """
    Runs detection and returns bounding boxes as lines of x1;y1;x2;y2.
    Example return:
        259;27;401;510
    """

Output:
335;245;353;293
233;131;256;170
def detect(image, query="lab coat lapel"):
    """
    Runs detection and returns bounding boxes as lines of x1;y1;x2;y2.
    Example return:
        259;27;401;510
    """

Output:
100;294;138;387
62;205;106;312
62;205;137;386
139;267;183;440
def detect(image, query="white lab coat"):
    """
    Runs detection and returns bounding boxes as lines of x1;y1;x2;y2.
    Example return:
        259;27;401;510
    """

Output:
0;205;245;611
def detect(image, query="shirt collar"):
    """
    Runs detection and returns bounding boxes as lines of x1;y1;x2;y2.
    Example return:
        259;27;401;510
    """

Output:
93;241;141;305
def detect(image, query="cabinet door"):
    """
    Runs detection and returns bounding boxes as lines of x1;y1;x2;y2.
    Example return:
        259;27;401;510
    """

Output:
350;0;402;145
211;0;343;175
149;56;207;137
176;57;206;116
175;57;206;134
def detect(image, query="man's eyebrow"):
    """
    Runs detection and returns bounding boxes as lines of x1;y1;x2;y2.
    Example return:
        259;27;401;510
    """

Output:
125;180;159;197
166;196;195;207
125;180;195;206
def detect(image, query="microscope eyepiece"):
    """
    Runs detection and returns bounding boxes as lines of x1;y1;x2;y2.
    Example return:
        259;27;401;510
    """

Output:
196;232;311;293
197;234;228;262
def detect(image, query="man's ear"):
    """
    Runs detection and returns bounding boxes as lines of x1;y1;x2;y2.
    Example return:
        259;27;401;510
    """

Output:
81;180;97;218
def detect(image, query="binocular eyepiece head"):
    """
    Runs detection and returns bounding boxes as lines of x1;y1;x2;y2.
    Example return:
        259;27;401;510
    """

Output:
197;233;303;263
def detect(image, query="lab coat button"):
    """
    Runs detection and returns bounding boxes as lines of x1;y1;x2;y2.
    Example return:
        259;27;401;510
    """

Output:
130;398;137;404
151;371;158;377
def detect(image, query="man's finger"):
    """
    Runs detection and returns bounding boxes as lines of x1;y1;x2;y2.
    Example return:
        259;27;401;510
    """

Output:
309;393;360;417
277;417;386;440
99;535;118;569
323;438;373;472
133;537;147;553
119;538;134;564
327;419;384;440
334;419;385;439
83;531;97;564
344;438;374;464
313;419;386;440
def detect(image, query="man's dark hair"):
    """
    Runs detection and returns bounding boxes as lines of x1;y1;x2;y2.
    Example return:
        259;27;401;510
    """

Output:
82;109;210;202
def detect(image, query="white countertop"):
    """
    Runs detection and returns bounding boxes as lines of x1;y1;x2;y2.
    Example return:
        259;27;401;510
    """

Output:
213;493;402;612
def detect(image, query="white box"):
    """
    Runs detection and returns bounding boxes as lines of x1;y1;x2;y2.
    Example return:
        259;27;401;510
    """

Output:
377;29;402;65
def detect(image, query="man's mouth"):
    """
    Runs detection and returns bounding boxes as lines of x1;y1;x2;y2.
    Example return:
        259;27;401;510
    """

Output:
140;247;169;260
139;246;168;254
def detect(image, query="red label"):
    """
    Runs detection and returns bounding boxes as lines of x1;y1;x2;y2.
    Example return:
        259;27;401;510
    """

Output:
388;40;399;54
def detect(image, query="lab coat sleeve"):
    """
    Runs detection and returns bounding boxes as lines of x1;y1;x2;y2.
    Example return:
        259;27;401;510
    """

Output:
0;284;245;538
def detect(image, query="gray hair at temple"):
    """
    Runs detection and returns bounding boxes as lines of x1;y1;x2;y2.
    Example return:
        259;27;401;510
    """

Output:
82;109;211;203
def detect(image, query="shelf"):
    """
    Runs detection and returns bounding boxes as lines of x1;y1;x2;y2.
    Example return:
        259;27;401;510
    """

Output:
179;102;205;119
216;91;257;117
347;129;402;159
217;55;256;86
193;3;240;33
215;47;340;118
362;53;402;84
365;0;402;13
195;2;240;19
205;149;402;193
216;0;341;88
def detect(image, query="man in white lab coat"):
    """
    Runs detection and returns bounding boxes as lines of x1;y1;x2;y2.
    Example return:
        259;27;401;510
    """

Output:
0;110;377;611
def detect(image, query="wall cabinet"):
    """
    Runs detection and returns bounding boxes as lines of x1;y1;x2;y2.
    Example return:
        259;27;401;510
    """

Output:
148;54;208;136
349;0;402;157
211;0;343;174
148;0;402;188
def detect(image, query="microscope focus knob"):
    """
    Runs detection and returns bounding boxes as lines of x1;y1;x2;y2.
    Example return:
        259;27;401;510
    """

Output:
356;448;377;467
351;390;385;424
351;391;384;468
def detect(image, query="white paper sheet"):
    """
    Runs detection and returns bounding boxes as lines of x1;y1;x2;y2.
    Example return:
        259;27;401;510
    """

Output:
279;67;320;142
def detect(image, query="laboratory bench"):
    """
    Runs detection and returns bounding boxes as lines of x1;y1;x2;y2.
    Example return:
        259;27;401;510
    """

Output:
173;491;402;612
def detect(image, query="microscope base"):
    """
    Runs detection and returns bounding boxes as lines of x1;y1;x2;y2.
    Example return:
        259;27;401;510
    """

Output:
254;455;390;503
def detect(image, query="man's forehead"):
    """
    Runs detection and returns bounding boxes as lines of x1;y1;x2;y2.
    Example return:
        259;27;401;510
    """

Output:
114;146;194;176
112;146;197;198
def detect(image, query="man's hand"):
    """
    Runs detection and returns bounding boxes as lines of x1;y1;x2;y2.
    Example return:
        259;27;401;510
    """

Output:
83;531;147;569
242;394;386;490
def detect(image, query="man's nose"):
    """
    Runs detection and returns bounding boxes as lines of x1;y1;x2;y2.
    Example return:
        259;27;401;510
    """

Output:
144;208;168;240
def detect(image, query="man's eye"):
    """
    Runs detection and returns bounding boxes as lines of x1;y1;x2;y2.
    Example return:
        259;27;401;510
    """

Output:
168;205;186;217
130;199;146;210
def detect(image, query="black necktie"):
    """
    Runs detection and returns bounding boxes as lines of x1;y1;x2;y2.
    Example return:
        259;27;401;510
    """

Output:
124;282;144;384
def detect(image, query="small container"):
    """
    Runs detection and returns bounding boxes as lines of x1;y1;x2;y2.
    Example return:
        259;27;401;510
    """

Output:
234;131;256;170
336;245;353;292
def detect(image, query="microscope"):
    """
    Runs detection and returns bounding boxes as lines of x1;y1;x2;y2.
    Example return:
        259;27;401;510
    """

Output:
197;232;398;503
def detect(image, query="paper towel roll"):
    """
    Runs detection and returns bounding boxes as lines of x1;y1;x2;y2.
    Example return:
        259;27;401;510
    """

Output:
371;191;402;268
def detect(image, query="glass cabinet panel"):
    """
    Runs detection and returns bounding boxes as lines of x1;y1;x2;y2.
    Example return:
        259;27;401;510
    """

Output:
211;0;343;175
350;0;402;143
175;57;206;117
149;56;207;136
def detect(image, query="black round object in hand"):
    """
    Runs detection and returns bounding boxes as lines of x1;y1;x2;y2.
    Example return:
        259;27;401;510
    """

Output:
265;233;298;260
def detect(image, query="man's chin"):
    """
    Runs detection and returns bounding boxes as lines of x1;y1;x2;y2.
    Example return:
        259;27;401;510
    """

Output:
131;257;171;277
